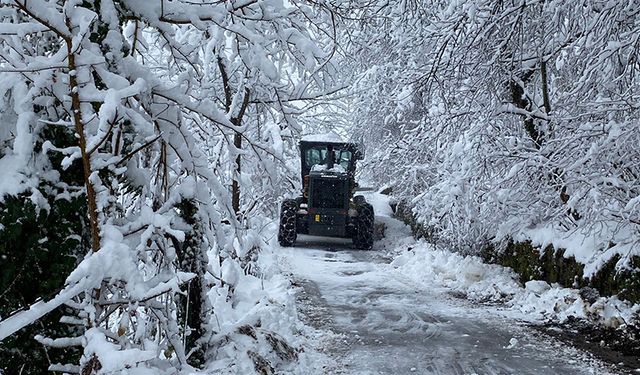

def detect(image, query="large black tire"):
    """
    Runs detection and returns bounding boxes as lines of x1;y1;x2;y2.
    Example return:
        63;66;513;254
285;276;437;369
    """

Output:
352;202;374;250
278;199;298;247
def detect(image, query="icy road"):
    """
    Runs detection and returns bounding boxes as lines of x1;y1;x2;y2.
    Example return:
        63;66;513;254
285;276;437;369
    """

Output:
280;236;620;375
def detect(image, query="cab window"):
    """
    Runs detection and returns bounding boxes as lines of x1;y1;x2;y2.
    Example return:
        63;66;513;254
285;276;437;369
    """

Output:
305;147;327;167
335;150;352;169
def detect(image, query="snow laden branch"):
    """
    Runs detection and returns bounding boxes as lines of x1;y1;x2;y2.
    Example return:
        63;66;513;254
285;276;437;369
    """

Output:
0;280;90;341
345;0;640;274
0;0;340;372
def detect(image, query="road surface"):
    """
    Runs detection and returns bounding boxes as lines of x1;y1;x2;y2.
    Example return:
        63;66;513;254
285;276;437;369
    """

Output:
280;235;619;375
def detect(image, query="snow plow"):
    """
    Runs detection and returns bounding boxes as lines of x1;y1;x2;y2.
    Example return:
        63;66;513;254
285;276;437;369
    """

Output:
278;134;375;249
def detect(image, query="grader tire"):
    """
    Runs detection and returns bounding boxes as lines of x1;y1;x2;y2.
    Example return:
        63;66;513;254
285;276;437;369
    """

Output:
352;202;374;250
278;200;298;247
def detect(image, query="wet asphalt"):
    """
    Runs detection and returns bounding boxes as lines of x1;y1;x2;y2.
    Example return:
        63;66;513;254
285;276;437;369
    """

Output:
286;236;620;375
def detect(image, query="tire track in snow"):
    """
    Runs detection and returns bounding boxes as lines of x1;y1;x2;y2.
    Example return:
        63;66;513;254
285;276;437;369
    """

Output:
283;236;620;375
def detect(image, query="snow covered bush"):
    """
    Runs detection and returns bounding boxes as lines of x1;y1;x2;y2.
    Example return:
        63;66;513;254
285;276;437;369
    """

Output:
0;0;339;373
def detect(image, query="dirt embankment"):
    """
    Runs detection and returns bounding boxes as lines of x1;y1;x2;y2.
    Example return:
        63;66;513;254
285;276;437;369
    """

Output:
539;317;640;374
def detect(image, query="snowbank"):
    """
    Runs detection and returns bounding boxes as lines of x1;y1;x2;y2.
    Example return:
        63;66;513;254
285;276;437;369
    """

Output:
391;242;640;328
363;191;414;251
201;232;328;375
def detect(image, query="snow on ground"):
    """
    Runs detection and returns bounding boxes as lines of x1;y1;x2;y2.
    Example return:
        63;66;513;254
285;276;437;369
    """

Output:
278;240;619;374
392;242;640;329
367;191;640;329
274;193;632;375
200;238;334;375
364;191;414;249
274;192;627;374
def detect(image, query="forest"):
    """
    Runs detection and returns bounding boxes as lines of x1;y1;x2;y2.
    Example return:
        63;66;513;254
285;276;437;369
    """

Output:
0;0;638;373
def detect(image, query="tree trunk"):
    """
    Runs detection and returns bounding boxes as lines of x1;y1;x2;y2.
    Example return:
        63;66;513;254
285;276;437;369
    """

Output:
65;24;101;252
232;131;242;214
508;69;541;148
230;89;250;216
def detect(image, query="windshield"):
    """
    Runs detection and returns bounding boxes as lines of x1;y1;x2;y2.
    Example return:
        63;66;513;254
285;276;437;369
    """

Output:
305;147;328;167
335;150;352;169
305;147;352;170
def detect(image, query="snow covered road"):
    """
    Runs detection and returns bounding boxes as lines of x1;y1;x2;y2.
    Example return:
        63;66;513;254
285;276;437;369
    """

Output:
280;236;619;375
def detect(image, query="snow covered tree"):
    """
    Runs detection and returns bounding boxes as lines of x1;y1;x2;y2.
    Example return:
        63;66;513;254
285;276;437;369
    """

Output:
0;0;339;373
346;0;640;272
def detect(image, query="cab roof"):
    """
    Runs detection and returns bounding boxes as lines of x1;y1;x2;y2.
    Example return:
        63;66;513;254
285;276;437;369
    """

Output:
299;134;364;162
301;132;346;144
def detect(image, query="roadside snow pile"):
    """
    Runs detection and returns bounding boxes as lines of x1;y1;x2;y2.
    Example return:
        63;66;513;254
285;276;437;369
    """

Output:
205;273;301;374
391;243;521;302
391;242;640;328
203;243;323;375
363;191;414;251
511;281;638;328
